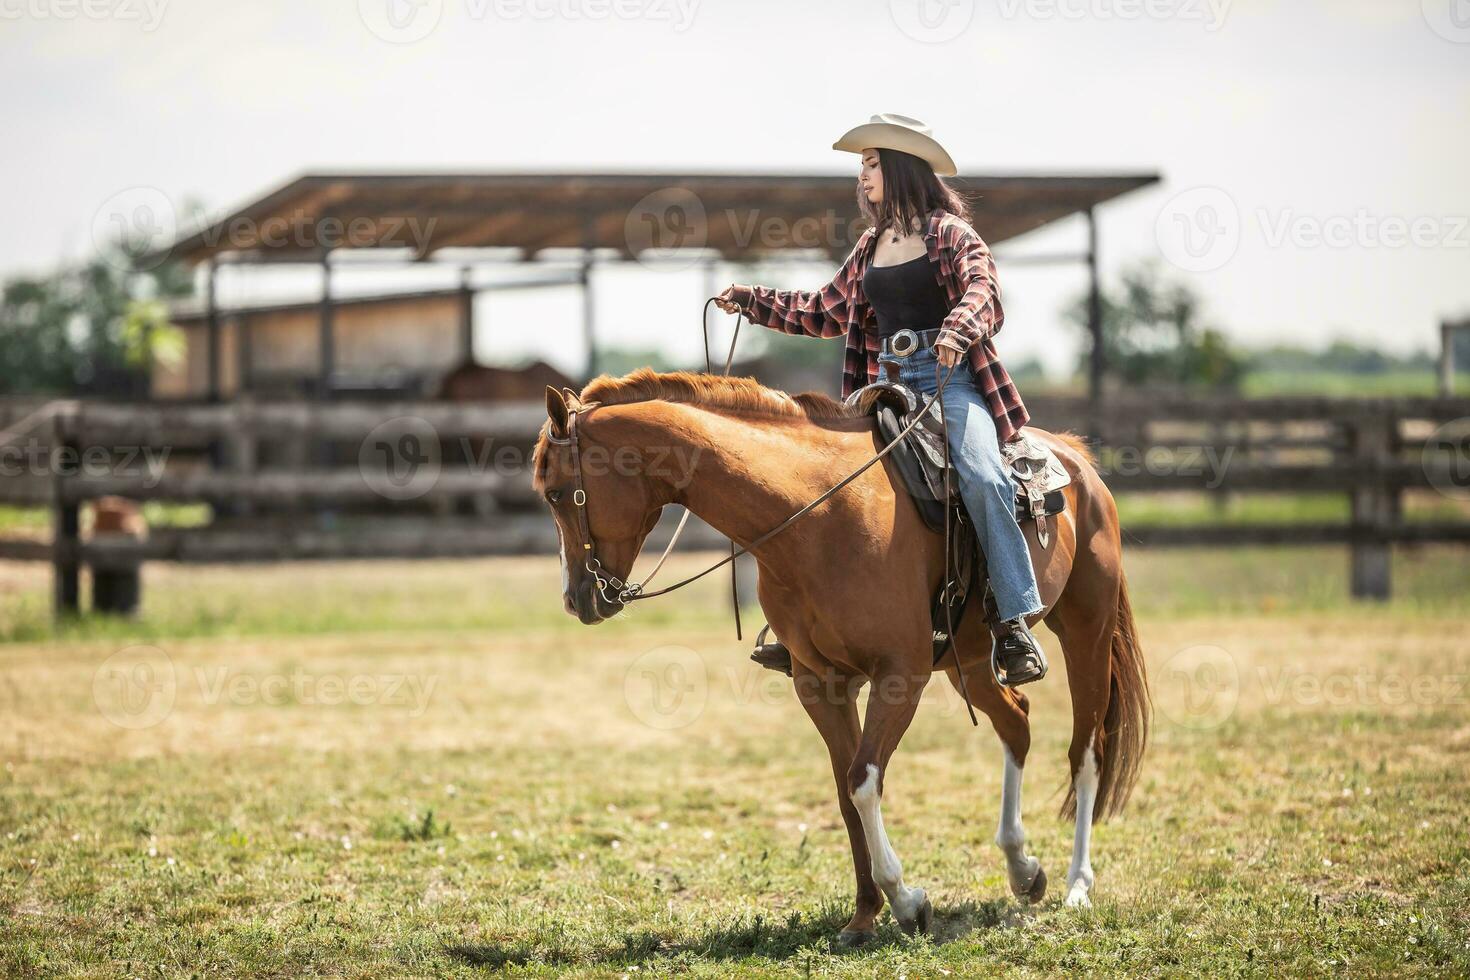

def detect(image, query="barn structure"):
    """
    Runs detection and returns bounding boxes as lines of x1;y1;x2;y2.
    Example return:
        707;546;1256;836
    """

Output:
147;170;1161;401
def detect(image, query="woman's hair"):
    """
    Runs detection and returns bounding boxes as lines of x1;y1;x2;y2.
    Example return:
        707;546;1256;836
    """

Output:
857;147;973;237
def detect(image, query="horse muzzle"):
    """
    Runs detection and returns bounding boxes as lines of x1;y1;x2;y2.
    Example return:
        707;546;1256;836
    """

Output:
570;577;624;625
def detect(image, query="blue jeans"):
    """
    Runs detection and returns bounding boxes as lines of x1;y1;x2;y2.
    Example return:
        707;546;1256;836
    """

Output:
876;344;1044;623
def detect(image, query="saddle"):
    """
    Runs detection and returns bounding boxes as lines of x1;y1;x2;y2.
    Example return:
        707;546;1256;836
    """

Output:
843;377;1072;546
750;376;1074;676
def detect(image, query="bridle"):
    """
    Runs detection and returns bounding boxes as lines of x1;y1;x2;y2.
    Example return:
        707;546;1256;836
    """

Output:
546;298;982;724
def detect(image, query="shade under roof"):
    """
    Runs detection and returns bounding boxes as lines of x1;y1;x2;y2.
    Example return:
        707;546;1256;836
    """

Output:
153;170;1160;266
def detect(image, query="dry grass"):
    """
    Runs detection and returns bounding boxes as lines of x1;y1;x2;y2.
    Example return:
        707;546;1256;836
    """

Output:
1;550;1468;976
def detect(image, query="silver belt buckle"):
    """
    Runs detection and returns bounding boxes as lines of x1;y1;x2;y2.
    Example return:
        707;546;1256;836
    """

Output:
889;329;919;357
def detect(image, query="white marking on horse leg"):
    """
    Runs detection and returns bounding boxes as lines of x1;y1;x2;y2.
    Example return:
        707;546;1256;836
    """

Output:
995;746;1042;898
850;763;926;924
1066;734;1099;908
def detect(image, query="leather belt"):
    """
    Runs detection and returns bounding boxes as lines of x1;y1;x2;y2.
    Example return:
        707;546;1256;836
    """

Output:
880;326;945;357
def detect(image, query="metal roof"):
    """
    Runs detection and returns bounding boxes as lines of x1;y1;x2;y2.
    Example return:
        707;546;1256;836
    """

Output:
153;170;1160;266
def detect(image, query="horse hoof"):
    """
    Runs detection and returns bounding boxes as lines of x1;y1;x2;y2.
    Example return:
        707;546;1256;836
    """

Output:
835;928;876;950
1064;886;1092;909
899;893;933;936
1024;865;1048;904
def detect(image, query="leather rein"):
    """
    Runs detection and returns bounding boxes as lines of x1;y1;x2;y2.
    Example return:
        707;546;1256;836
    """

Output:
546;297;982;724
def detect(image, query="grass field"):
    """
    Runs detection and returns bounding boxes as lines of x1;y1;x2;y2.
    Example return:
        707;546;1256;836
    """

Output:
2;548;1469;977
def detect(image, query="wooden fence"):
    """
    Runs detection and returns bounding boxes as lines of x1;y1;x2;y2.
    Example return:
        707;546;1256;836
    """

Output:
2;393;1468;615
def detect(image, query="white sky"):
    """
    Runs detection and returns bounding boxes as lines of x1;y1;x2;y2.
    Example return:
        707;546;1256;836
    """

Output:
3;0;1468;379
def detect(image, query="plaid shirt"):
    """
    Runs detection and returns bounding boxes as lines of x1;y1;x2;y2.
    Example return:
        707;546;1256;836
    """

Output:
743;207;1030;445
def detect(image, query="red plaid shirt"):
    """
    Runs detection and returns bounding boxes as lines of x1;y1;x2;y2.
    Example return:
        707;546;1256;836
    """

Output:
743;207;1030;445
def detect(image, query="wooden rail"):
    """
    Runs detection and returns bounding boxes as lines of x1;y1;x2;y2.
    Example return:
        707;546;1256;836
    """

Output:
1;394;1466;615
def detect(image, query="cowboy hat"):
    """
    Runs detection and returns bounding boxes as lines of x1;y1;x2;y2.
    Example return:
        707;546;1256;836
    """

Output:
832;113;957;177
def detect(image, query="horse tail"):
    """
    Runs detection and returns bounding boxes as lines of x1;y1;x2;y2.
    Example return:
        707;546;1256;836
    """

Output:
1079;572;1151;822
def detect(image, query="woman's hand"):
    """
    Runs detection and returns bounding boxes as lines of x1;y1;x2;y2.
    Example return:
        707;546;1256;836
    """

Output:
934;339;968;369
714;284;751;316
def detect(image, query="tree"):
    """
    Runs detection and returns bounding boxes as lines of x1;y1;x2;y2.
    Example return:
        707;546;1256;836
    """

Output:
0;247;193;397
1067;261;1244;391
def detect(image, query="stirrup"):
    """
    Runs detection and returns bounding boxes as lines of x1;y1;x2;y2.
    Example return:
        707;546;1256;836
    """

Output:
991;624;1049;688
751;623;793;677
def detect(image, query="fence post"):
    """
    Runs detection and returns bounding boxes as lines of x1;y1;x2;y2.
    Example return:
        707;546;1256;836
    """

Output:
1349;412;1395;600
51;412;80;618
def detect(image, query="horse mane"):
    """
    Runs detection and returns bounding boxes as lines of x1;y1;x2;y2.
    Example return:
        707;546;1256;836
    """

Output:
532;368;858;490
1051;430;1098;470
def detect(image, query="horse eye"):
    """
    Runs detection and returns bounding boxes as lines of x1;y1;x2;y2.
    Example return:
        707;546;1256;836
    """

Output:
546;489;562;505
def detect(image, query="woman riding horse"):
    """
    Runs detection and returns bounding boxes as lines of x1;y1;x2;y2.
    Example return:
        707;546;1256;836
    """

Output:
715;113;1048;687
535;113;1150;942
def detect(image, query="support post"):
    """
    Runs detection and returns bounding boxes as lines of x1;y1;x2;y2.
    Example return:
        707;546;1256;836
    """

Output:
459;265;475;366
1442;320;1458;397
318;251;334;399
51;414;80;618
582;214;597;380
205;261;220;403
1081;208;1105;443
1349;413;1396;601
237;313;252;394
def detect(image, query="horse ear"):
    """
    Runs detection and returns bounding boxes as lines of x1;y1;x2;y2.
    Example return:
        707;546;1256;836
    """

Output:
561;386;581;409
545;385;569;436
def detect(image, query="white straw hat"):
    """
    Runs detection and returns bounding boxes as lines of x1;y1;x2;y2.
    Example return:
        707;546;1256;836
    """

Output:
832;113;957;177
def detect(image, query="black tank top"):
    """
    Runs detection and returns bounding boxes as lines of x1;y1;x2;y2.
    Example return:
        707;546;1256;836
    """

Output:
861;253;951;340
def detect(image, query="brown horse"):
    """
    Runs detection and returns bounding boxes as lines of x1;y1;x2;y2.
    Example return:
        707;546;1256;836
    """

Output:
532;367;1150;947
